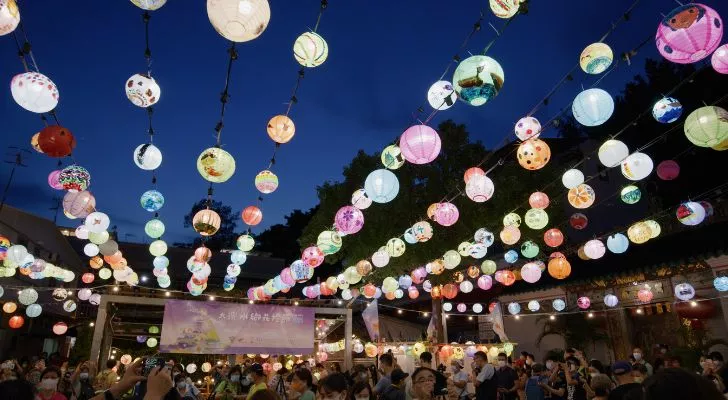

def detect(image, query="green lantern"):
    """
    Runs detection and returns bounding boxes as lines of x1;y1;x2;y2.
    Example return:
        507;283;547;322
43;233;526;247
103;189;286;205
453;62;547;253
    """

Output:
149;240;168;257
88;231;109;245
520;240;539;258
145;219;165;239
237;234;255;252
481;260;497;275
620;185;641;204
684;106;728;147
317;231;342;255
381;145;405;170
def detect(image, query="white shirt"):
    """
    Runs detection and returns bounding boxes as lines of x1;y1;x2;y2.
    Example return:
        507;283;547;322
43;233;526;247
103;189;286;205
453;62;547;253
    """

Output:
452;370;469;397
476;364;495;382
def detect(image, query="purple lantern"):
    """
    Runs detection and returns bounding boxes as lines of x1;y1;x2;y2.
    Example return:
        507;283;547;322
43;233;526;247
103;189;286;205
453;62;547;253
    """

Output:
434;202;459;227
137;335;147;343
656;3;723;64
411;267;427;284
656;160;680;180
477;275;493;290
712;44;728;74
577;296;591;309
399;125;441;164
457;303;467;313
48;170;63;190
334;206;364;235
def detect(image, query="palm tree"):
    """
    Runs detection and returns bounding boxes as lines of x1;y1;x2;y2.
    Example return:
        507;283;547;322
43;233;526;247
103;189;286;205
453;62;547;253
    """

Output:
536;313;610;354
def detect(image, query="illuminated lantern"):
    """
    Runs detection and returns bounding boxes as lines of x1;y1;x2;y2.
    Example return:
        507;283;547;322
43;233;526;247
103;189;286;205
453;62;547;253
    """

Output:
193;209;221;236
452;55;504;106
59;165;91;192
548;256;571;279
38;125;75;157
302;246;324;268
521;262;542;283
676;201;706;225
351;189;372;210
500;225;521;245
255;170;278;194
411;267;427;284
527;300;540;312
131;0;167;10
51;321;68;335
543;228;564;248
584;239;606;259
82;273;95;284
427;80;457;110
714;276;728;291
89;256;103;269
684;106;728;147
242;206;263;226
713;44;728;73
577;297;591;309
443;250;461;269
403;228;417;244
11;72;59;113
570;213;588;230
621;152;654;181
606;233;629;254
372;250;389;268
412;221;434;242
524;208;548;230
48;170;63;190
572;88;614;126
657;160;680;181
604;294;619;307
428;260;444;275
507;302;521;315
552;299;566;311
504;250;518;264
19;288;38;305
364;169;399;203
63;300;77;312
207;0;270;42
9;315;24;329
382;277;398;294
465;174;495;202
125;74;160;108
466;265;480;279
627;222;652;244
656;3;723;64
146;337;158;347
521;241;539;258
580;43;613;74
637;288;653;303
317;231;342;255
475;274;493;291
562;169;584;189
568;184;596;209
472;303;484;314
0;0;19;36
149;240;168;256
620;185;641;205
334;206;364;235
464;167;485;184
529;192;549;209
489;0;519;19
399;125;441;164
398;274;412;290
427;203;441;220
458;242;472;257
145;219;165;239
140;190;164;212
442;283;458;300
455;303;466;313
474;228;495;246
197;147;236;183
481;260;497;275
674;283;695;301
517;138;551;170
3;302;17;313
515;117;541;141
503;213;521;227
577;246;590;261
386;238;406;257
194;247;212;263
63;191;95;219
293;31;328;67
652;97;683;123
598;139;629;167
434;202;459;226
355;260;372;276
381;145;405;170
501;270;516;286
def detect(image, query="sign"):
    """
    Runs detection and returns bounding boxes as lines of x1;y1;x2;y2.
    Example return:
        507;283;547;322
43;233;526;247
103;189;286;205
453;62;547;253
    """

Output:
477;315;495;341
160;300;314;354
361;299;380;341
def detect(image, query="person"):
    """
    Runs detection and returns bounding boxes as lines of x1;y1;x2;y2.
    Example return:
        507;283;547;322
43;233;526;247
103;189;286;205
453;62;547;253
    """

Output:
247;364;269;400
68;361;96;400
269;361;290;400
607;361;640;400
330;364;343;374
525;355;536;369
631;363;647;384
349;365;369;387
36;366;67;400
449;360;469;400
472;351;496;400
515;352;529;369
350;381;374;400
540;359;565;400
250;389;280;400
171;364;201;399
653;345;669;373
642;367;724;400
708;351;728;394
588;374;612;400
664;355;682;369
523;363;548;400
289;368;314;400
0;378;35;400
419;352;446;397
27;359;46;386
216;365;245;400
175;373;196;400
319;373;348;400
2;359;24;382
410;368;435;400
700;357;726;393
513;367;528;400
374;353;395;395
563;357;586;400
419;353;433;369
630;348;652;376
496;353;518;400
93;360;118;392
378;369;407;400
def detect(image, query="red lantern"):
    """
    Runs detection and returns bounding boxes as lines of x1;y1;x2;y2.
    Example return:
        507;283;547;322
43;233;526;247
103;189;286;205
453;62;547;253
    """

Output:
38;125;76;157
543;228;564;248
362;284;377;298
442;283;458;300
569;213;588;230
9;315;24;329
528;192;550;209
637;288;653;303
501;270;516;286
463;167;485;184
81;273;95;284
242;206;263;226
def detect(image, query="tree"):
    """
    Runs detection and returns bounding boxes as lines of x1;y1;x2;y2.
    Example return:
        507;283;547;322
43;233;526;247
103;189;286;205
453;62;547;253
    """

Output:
256;207;318;264
182;199;239;250
536;313;610;353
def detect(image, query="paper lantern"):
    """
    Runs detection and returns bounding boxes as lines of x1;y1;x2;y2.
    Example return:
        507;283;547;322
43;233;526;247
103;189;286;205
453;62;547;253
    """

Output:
81;272;95;284
500;225;521;245
229;250;246;266
481;260;496;275
197;147;236;183
194;247;212;263
371;250;389;268
714;276;728;291
380;145;405;170
489;0;520;19
412;221;433;242
293;31;328;67
301;246;324;268
465;174;495;202
452;55;504;106
584;239;606;259
552;299;566;311
47;170;63;190
474;229;495;246
627;222;652;244
606;233;629;253
11;72;59;113
569;213;588;230
63;300;77;312
456;242;472;257
548;256;571;279
470;242;489;259
427;80;457;110
528;192;549;209
674;283;695;301
562;169;584;189
443;250;461;269
364;169;399;203
598;139;629;167
652;97;683;123
453;303;465;313
618;185;640;205
382;277;399;294
0;0;19;36
524;208;548;230
580;42;613;74
684;106;728;147
207;0;270;42
146;337;158;347
434;202;459;226
603;294;619;307
351;189;372;210
472;303;484;314
501;270;516;286
140;190;164;212
9;315;24;329
572;88;614;126
51;321;68;335
191;209;220;236
637;288;653;303
144;219;165;239
657;160;680;180
149;240;168;256
61;191;94;220
441;283;458;300
656;4;723;64
621;152;654;181
386;238;406;257
267;115;295;143
3;302;17;313
125;74;160;108
403;228;417;244
577;296;591;309
543;228;564;248
515;117;541;141
334;206;364;235
38;125;75;157
521;241;539;258
568;184;596;209
19;288;38;305
254;170;278;194
399;125;441;164
502;212;521;227
317;231;342;255
131;0;167;10
677;201;706;225
517;138;551;170
526;300;540;312
466;265;480;279
521;262;542;283
507;302;521;315
712;44;728;73
475;275;493;291
464;167;485;184
241;206;262;226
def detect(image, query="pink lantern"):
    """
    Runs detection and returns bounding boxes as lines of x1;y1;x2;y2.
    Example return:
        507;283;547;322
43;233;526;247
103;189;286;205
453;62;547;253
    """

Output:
577;296;591;309
334;206;364;235
520;262;542;283
528;192;550;209
434;202;459;227
637;288;654;303
63;190;96;218
53;322;68;335
48;170;63;190
656;160;680;180
399;125;441;164
500;225;521;245
411;267;427;284
656;4;723;64
465;174;495;202
457;303;467;313
477;275;493;290
280;268;295;286
302;246;325;268
408;286;419;299
543;228;564;248
712;44;728;74
464;167;485;184
81;273;95;284
194;246;212;262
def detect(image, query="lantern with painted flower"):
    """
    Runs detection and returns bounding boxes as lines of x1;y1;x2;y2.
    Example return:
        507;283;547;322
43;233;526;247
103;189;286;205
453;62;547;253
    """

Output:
351;189;372;210
584;239;606;259
399;125;441;164
334;206;364;235
577;296;591;309
381;145;405;170
567;184;595;209
521;262;542;283
524;208;548;230
620;185;641;204
572;88;614;126
606;233;629;254
677;201;706;226
434;202;459;226
131;0;167;10
684;106;728;147
580;43;613;74
464;167;485;184
255;170;279;194
126;74;160;108
141;190;164;212
302;246;325;268
465;174;495;202
452;55;504;106
386;238;406;257
197;147;236;183
637;288;654;303
517;138;551;170
11;72;59;113
207;0;270;42
656;3;723;64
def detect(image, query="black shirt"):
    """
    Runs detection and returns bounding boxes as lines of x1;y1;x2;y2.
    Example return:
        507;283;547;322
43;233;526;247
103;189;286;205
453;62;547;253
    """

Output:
496;367;518;400
608;382;642;400
547;371;567;400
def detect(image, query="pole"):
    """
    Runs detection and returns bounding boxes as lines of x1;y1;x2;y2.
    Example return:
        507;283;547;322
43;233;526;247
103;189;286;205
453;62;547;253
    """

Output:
90;295;109;366
344;308;353;371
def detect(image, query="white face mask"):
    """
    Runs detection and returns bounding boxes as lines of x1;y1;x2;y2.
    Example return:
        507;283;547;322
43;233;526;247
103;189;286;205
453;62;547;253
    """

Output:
40;378;58;391
498;361;506;368
177;381;187;389
545;361;554;370
79;372;89;380
525;360;532;366
231;374;240;382
633;353;642;361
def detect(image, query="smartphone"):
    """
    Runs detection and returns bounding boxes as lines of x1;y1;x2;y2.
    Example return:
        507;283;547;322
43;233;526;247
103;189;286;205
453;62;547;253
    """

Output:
143;357;167;376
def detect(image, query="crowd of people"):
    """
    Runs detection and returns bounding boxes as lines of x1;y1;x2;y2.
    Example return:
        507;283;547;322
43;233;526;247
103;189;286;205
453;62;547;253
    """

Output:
0;346;727;400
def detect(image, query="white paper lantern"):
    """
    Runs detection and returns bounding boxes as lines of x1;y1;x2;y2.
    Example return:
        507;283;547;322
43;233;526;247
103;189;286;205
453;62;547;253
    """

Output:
583;239;606;259
85;212;110;233
89;293;101;306
562;169;584;189
84;243;99;257
603;294;619;307
10;72;59;113
293;31;328;67
472;303;483;313
351;189;372;210
507;302;521;315
598;139;629;167
131;0;167;10
133;143;162;170
572;88;614;127
443;302;453;312
25;303;42;318
78;288;92;301
459;280;474;294
515;117;541;141
7;244;28;264
18;288;38;305
427;80;457;110
372;250;390;268
674;283;695;301
125;74;160;107
677;202;706;226
527;300;540;312
186;363;198;374
0;0;20;36
552;299;566;311
98;268;112;280
207;0;270;42
621;152;654;181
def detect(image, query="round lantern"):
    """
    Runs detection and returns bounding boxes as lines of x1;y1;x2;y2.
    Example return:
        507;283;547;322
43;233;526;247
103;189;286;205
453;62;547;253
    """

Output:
714;276;728;291
149;240;168;256
9;315;24;329
598;139;629;167
443;250;461;269
552;299;566;311
572;88;614;126
301;246;324;268
606;233;629;254
125;74;160;108
584;239;606;259
577;296;591;309
334;206;364;235
131;0;167;10
267;115;295;143
621;152;654;181
61;192;94;224
628;222;652;244
528;192;549;209
193;209;221;236
637;288;653;303
579;42;613;74
11;72;59;113
51;288;68;302
371;250;389;268
543;228;564;248
503;212;521;227
620;185;641;205
351;189;372;210
569;213;588;230
145;219;165;239
52;321;68;335
674;282;696;301
427;80;457;110
477;275;493;291
568;184;596;209
293;31;328;67
656;3;723;64
140;190;164;212
197;147;236;183
527;300;540;312
521;240;540;258
652;97;683;123
2;302;17;313
442;283;458;300
501;270;516;286
481;260;497;275
254;170;278;194
472;303;483;314
656;160;680;181
507;302;521;315
146;337;158;347
489;0;519;19
317;231;342;255
521;262;542;283
364;169;399;203
0;0;19;36
464;167;485;184
207;0;270;42
399;125;441;164
452;55;505;106
63;300;77;312
524;208;548;230
465;174;495;202
500;225;521;245
548;256;571;279
455;303;467;313
515;116;541;141
38;125;76;157
677;201;706;226
457;242;472;257
713;44;728;73
517;138;551;170
25;303;42;318
59;165;91;192
81;272;95;284
403;228;417;244
470;243;488;259
684;106;728;147
386;238;406;257
562;169;584;189
380;145;405;170
434;202;459;226
19;288;38;305
504;250;518;264
242;206;263;226
413;221;434;242
460;280;475;295
603;294;619;307
47;170;63;190
474;228;495;246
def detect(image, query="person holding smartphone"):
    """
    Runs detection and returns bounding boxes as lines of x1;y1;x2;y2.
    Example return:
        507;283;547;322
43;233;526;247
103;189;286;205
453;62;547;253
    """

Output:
563;358;586;400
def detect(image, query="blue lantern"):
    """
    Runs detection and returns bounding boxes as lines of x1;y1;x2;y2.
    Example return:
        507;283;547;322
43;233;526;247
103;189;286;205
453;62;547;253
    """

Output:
153;256;169;269
140;190;165;212
507;302;521;315
364;169;399;203
552;299;566;311
714;276;728;292
504;250;518;263
652;97;683;124
572;88;614;127
606;233;629;254
398;275;412;289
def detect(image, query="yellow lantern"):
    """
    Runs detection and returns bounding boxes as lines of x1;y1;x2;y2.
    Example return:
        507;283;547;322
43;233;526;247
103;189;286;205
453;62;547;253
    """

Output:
627;222;652;244
567;184;596;209
503;212;521;227
412;342;426;357
267;115;295;144
293;31;329;68
524;208;548;229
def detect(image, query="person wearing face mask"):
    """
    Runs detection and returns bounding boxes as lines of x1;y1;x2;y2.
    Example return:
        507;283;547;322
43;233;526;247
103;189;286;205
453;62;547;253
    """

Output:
175;373;196;400
68;361;95;400
562;357;586;400
246;363;269;400
449;360;469;400
471;351;496;400
36;366;67;400
707;351;728;394
318;373;348;400
171;365;201;399
630;348;652;376
349;381;374;400
607;361;640;400
216;365;245;400
495;353;518;400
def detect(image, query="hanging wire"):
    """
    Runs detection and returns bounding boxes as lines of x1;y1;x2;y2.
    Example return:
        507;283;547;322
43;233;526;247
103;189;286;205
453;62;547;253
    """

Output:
214;42;238;147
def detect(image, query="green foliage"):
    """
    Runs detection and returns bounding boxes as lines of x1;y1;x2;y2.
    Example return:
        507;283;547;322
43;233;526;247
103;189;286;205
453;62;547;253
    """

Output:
535;313;609;352
182;199;239;250
68;326;93;365
256;208;318;263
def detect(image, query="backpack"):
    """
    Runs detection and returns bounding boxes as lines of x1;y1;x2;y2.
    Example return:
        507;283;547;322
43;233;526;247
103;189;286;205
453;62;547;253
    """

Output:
524;376;545;400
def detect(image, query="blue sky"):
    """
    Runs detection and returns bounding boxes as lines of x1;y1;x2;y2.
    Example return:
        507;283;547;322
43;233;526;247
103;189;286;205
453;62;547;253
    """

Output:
2;0;727;245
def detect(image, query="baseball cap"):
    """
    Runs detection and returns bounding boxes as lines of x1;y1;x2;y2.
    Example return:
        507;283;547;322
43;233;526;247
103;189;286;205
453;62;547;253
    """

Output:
250;363;265;375
611;361;632;375
390;368;409;384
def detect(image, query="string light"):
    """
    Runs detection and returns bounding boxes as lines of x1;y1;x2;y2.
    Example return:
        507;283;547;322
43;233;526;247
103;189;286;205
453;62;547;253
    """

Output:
209;296;216;301
549;315;556;321
89;322;95;327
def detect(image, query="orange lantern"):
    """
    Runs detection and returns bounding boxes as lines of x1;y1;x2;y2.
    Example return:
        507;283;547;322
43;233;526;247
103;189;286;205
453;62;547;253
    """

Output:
429;260;445;275
385;291;396;300
567;184;596;209
517;138;551;170
543;228;564;247
19;267;31;276
104;251;123;265
89;256;104;269
355;260;372;276
242;206;263;226
427;203;440;220
431;285;442;299
501;270;516;286
442;283;458;300
9;315;24;329
110;258;128;270
548;256;571;279
453;271;464;283
267;115;296;144
577;246;590;260
362;283;377;298
467;265;480;279
3;302;18;313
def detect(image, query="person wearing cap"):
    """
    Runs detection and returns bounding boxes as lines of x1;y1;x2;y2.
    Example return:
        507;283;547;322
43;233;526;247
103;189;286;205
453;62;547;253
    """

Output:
379;368;408;400
449;359;469;399
246;364;268;400
607;361;640;400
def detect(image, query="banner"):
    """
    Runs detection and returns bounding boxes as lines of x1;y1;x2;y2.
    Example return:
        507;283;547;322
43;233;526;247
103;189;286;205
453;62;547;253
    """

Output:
361;299;380;341
160;300;314;354
492;303;508;341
